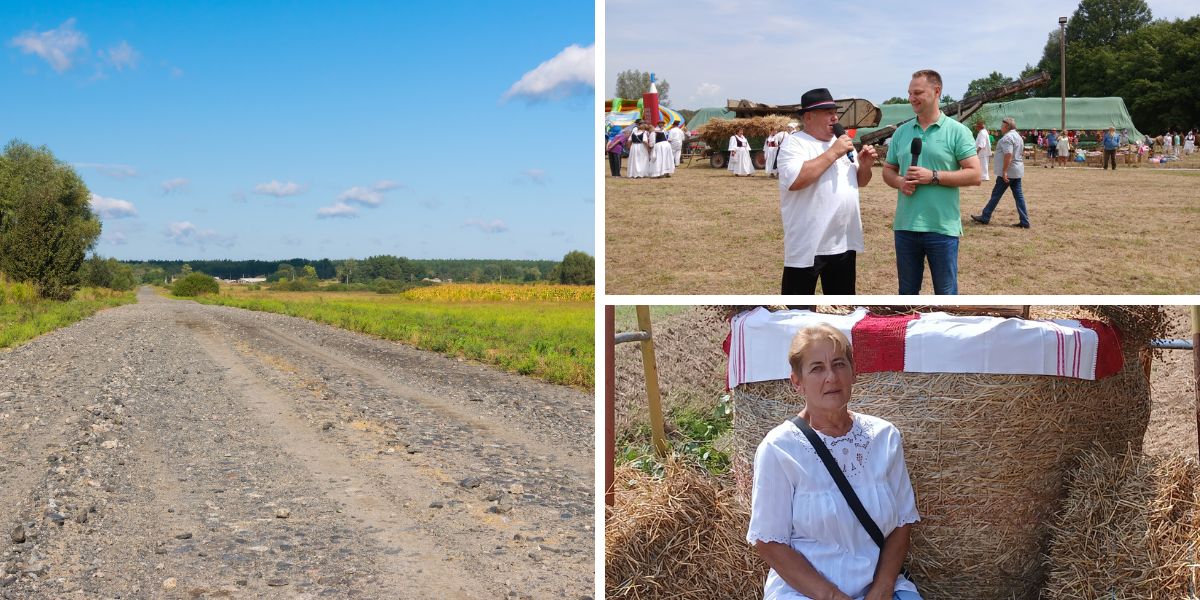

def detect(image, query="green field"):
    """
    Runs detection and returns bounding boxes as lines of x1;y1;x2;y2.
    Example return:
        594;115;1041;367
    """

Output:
0;286;138;350
187;286;595;389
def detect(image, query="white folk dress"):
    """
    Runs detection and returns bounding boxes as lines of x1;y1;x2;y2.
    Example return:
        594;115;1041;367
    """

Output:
1185;133;1195;155
747;412;920;600
765;132;785;175
730;134;755;175
626;130;651;178
668;127;686;165
975;129;992;180
650;131;675;177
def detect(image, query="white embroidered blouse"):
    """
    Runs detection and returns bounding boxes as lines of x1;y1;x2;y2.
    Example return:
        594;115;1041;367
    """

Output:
746;412;920;600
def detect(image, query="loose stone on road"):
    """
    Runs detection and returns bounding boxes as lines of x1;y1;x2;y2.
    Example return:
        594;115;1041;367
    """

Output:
0;287;595;599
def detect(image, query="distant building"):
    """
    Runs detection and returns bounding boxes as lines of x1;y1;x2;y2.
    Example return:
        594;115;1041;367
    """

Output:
237;277;267;284
422;278;442;283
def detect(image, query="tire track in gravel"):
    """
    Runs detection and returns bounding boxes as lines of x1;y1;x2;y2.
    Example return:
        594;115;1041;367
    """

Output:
0;288;595;600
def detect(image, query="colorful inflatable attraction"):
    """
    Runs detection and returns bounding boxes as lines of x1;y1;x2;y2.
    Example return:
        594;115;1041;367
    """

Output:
605;74;684;130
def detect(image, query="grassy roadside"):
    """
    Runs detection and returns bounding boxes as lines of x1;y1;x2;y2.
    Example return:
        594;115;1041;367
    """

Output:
184;286;595;389
0;286;138;350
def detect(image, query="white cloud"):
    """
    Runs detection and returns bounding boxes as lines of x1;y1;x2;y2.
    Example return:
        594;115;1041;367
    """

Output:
513;169;549;185
88;193;138;219
161;221;236;248
170;66;183;78
9;19;88;73
73;163;139;180
499;43;594;104
336;180;406;207
460;219;508;233
102;41;139;71
230;190;247;202
161;177;190;195
697;82;721;96
316;202;359;219
252;180;308;197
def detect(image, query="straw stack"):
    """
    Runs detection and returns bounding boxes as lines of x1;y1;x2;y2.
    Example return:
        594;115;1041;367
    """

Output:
1045;445;1199;599
695;115;794;146
606;461;766;600
731;322;1152;600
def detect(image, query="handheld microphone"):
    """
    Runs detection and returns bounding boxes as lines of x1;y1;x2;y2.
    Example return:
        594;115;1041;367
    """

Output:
910;138;922;168
832;124;854;162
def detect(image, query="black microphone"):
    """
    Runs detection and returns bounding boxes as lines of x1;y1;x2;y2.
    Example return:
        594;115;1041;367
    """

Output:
910;138;922;168
832;123;854;162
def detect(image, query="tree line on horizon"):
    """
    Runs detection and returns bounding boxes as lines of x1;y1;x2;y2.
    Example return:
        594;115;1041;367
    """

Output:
0;140;595;300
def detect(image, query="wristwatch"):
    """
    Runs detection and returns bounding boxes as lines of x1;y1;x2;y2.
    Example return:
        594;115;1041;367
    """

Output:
931;170;940;185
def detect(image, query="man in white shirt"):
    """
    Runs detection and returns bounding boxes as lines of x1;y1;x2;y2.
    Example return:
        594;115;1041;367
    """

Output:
776;88;878;295
975;121;991;181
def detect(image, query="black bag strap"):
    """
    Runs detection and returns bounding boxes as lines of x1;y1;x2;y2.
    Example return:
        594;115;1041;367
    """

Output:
788;414;913;582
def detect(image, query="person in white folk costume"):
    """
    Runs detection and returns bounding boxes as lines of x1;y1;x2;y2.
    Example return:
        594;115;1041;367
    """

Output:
974;121;991;181
770;123;797;175
765;126;781;178
730;126;755;176
626;121;652;179
649;124;675;178
668;124;687;166
748;323;921;600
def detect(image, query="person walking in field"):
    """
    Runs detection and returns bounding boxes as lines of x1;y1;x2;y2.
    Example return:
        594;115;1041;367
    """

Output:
668;124;687;166
972;117;1030;229
1056;131;1070;168
1101;126;1120;170
1163;131;1173;156
975;121;992;181
881;70;981;295
1045;128;1059;167
626;122;652;179
606;127;628;177
1174;131;1182;158
1185;130;1195;155
730;127;755;177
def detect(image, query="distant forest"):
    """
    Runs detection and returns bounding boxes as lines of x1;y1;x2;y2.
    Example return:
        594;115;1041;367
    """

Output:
121;256;572;284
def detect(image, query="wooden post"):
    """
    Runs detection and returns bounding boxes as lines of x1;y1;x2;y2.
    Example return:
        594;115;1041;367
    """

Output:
605;305;615;506
1193;306;1199;462
636;306;669;457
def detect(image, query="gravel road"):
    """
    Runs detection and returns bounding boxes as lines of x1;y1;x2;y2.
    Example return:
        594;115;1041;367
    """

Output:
0;287;595;600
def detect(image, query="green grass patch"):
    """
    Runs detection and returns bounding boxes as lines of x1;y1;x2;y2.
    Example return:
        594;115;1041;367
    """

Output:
617;394;734;475
0;288;137;350
612;305;693;332
189;293;594;389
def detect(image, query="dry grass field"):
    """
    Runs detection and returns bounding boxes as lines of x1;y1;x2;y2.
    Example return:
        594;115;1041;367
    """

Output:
605;152;1200;294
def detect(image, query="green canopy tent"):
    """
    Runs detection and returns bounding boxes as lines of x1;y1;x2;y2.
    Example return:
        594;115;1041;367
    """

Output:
853;97;1143;142
685;107;735;131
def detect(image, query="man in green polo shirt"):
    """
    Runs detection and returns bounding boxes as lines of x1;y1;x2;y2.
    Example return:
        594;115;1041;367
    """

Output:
882;69;982;295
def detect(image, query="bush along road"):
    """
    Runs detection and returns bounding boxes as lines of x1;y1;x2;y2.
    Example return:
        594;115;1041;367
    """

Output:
0;287;594;600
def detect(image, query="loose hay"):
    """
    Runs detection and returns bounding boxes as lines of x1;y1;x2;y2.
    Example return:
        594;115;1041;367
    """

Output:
606;461;766;600
1046;445;1199;600
731;311;1152;600
695;115;795;146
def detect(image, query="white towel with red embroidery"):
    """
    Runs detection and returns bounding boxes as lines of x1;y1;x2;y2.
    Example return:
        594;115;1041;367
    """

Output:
727;307;1114;388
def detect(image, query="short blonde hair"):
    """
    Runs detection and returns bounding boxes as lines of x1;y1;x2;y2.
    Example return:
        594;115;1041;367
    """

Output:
788;323;854;376
912;69;943;91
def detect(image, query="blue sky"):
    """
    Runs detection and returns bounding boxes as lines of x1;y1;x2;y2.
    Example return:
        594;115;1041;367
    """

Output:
4;1;594;261
606;0;1197;109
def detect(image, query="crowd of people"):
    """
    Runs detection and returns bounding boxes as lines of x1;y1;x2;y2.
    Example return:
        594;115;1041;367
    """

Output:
604;120;689;179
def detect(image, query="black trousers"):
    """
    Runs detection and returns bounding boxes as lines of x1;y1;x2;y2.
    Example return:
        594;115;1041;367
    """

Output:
1103;148;1117;169
781;250;857;295
608;151;622;177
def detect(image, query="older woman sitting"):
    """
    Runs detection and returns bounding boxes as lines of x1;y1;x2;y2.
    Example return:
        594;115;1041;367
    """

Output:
746;323;921;600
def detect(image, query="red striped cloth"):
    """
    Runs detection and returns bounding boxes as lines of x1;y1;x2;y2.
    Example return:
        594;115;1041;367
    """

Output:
1077;319;1125;379
851;313;920;372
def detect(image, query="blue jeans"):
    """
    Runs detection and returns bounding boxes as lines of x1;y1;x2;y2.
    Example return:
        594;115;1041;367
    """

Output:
894;230;958;295
893;591;923;600
979;177;1029;226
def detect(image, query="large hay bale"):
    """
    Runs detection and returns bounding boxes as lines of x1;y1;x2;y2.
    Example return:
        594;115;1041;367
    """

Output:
1046;446;1198;599
695;115;794;146
731;342;1151;600
606;463;767;600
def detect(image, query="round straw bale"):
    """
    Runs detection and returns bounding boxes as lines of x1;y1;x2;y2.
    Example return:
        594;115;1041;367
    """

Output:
606;461;767;600
1045;445;1198;600
731;342;1151;600
695;115;795;146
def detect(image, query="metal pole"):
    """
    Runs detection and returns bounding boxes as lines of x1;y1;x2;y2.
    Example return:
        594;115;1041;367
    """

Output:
1060;18;1067;132
636;306;668;457
1192;306;1199;462
605;305;615;506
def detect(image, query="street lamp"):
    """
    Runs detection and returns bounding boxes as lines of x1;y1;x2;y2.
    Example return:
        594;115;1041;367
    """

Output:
1059;16;1067;133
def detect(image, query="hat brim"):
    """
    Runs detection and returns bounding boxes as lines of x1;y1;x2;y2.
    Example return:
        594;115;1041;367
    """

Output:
798;101;838;113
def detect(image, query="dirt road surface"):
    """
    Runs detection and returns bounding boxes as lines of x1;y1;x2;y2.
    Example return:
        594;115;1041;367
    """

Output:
0;288;595;600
